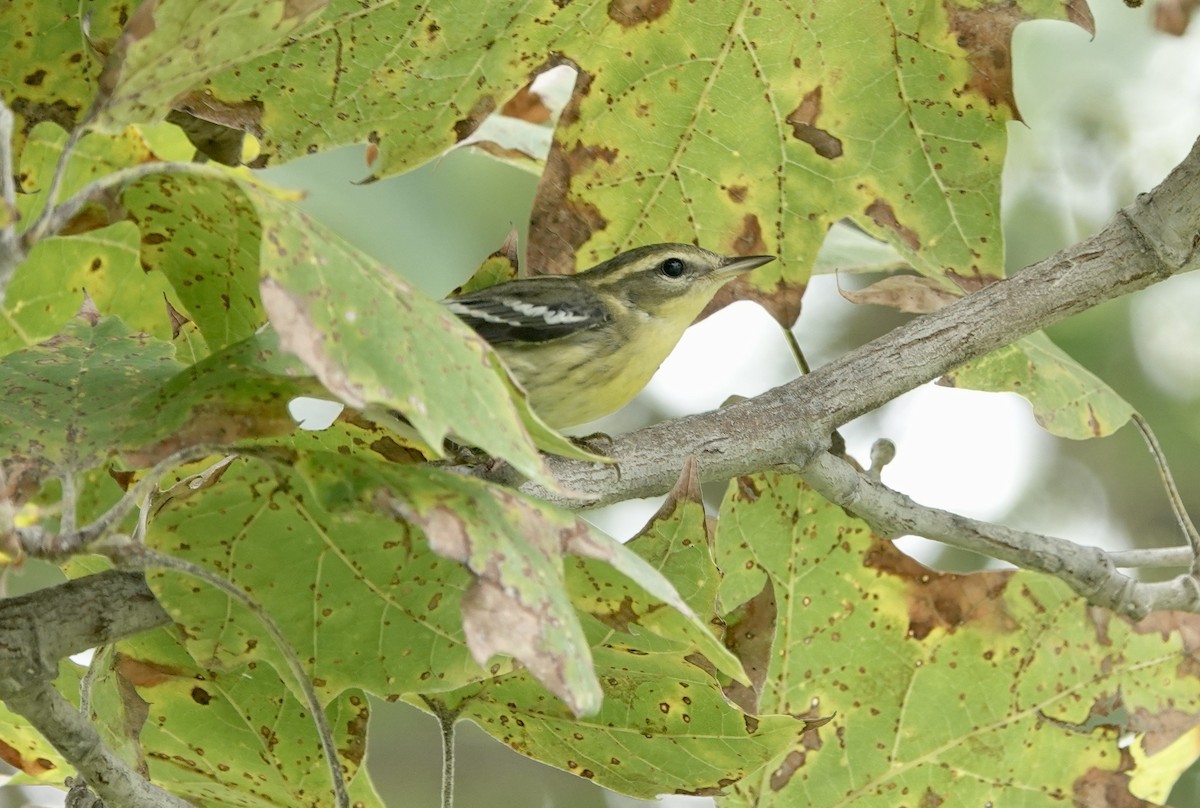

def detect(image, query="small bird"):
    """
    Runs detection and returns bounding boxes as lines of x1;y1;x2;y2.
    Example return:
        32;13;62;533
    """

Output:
445;244;774;428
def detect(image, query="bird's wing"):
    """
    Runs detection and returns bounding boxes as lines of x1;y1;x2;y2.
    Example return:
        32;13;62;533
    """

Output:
444;277;608;344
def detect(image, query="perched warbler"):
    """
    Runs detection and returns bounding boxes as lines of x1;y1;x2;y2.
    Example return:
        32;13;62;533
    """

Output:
445;244;774;428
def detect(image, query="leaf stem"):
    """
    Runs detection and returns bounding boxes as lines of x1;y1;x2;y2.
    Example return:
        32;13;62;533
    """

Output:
439;709;456;808
420;696;463;808
23;158;232;249
1131;413;1200;573
18;445;219;560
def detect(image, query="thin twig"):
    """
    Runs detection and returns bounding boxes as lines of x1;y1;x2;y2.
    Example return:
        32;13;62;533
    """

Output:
804;450;1200;618
19;445;219;559
78;646;104;719
23;159;231;248
60;471;79;536
1109;547;1196;568
1131;413;1200;572
23;124;86;245
127;547;350;808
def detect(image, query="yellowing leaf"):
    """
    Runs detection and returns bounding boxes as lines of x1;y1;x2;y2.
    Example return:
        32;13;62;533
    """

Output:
0;223;181;354
88;629;383;807
92;0;328;133
714;472;1200;807
941;331;1136;439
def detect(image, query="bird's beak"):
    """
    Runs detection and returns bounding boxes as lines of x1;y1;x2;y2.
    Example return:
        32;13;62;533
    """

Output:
720;254;776;276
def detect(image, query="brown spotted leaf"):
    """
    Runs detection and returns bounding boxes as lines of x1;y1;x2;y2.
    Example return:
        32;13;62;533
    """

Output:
0;3;128;164
118;329;323;466
413;460;795;798
388;461;718;716
419;646;800;799
524;0;1092;320
146;454;498;703
146;452;704;718
158;1;1093;310
5;124;198;355
123;171;267;353
713;472;1200;806
0;312;183;482
85;629;383;806
92;0;329;133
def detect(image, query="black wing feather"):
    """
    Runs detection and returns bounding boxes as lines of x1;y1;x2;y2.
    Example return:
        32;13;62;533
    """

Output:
445;277;608;344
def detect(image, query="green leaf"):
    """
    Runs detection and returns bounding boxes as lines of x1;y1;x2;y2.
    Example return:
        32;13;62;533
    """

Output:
203;2;545;175
88;627;383;808
119;329;323;466
431;463;791;797
15;123;159;227
92;0;329;133
145;454;496;703
251;189;559;481
123;172;267;353
714;472;1200;807
0;222;181;355
147;451;706;718
447;230;521;297
387;461;723;716
567;461;748;686
0;312;183;477
940;331;1136;439
429;644;800;799
386;470;603;716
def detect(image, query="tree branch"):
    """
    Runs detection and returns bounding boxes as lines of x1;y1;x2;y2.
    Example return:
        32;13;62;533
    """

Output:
0;571;169;692
4;680;194;808
469;135;1200;618
803;450;1200;620
507;133;1200;508
0;571;180;807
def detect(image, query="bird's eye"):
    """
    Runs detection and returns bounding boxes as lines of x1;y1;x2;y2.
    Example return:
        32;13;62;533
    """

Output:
658;257;686;278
